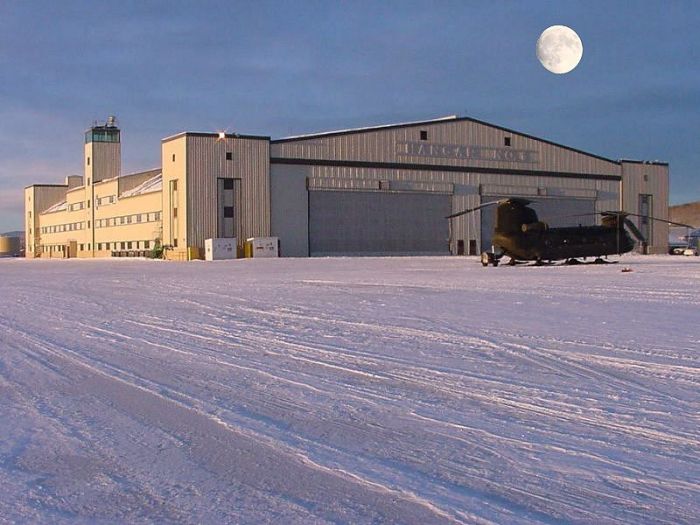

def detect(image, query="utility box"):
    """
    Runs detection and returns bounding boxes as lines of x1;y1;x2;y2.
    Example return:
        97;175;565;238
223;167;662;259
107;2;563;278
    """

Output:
244;237;279;258
205;238;237;261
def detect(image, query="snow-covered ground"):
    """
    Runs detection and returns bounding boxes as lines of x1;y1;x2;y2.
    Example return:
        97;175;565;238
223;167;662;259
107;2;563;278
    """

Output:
1;255;698;524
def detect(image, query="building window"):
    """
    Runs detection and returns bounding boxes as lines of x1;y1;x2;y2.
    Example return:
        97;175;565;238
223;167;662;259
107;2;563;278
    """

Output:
223;179;234;190
87;200;90;208
87;157;90;166
80;244;84;251
504;137;511;147
173;238;178;247
144;240;150;249
87;178;90;185
173;208;178;218
127;241;132;249
226;152;232;160
172;180;178;191
87;220;90;228
121;242;126;249
172;154;176;162
224;206;234;218
155;212;161;221
420;130;428;141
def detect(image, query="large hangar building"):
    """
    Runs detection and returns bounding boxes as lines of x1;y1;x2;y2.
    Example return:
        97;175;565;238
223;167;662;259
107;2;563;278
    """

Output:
25;115;669;259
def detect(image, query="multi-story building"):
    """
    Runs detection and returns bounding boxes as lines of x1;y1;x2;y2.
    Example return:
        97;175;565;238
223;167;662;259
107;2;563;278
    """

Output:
25;115;670;259
25;119;163;258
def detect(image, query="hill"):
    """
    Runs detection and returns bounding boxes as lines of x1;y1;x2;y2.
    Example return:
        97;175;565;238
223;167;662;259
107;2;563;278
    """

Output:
1;230;23;238
670;201;700;227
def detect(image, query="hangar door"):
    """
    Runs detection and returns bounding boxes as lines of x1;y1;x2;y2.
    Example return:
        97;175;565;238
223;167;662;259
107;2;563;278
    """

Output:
480;197;596;252
309;190;451;256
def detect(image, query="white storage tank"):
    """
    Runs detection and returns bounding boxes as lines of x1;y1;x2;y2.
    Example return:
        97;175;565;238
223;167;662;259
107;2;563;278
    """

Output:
245;237;279;258
205;238;237;261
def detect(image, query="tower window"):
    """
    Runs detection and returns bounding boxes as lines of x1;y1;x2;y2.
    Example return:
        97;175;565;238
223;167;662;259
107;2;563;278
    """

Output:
223;179;234;190
504;137;511;146
420;130;428;141
226;152;233;160
224;206;234;218
87;157;90;166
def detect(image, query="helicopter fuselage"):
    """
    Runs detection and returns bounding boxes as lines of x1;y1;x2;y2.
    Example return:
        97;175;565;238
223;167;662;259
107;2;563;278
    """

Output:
493;224;636;262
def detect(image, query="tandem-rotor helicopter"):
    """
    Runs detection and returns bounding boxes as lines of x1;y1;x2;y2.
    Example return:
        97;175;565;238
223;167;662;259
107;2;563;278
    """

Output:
447;198;694;267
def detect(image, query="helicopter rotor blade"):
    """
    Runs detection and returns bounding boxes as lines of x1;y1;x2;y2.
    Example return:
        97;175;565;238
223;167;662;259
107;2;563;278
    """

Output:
529;209;694;230
623;218;646;243
446;200;501;219
618;212;694;229
546;211;601;221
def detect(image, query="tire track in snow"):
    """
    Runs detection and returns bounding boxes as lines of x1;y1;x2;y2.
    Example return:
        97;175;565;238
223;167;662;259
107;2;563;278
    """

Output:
1;320;465;524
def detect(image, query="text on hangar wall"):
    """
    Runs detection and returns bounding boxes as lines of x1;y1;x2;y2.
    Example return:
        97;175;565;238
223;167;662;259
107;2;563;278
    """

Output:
397;141;539;164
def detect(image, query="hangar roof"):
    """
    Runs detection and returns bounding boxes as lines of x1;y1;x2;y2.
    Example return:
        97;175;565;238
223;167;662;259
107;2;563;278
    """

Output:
272;114;666;166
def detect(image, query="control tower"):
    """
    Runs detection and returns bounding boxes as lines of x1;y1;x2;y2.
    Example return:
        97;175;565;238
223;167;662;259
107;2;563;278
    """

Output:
85;116;121;185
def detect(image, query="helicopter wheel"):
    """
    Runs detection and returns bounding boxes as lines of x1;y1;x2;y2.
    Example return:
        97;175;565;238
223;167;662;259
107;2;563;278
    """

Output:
481;252;500;267
508;257;516;266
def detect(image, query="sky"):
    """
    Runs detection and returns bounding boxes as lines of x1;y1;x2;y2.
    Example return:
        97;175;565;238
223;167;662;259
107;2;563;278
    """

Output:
1;0;699;231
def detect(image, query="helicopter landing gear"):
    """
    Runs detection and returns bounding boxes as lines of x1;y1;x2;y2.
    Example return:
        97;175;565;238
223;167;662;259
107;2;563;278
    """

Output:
508;257;517;266
481;251;500;267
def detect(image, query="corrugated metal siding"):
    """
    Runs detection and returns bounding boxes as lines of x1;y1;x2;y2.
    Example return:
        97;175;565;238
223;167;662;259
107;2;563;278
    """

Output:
33;186;69;215
117;169;161;195
186;136;270;249
621;162;669;253
26;186;69;254
161;137;187;249
87;142;120;182
272;119;621;176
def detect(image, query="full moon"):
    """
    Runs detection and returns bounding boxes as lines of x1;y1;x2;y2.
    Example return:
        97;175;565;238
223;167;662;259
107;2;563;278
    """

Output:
536;25;583;74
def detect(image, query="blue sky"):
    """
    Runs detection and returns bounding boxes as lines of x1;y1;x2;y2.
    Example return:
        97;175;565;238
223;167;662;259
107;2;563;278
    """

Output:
1;0;698;231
